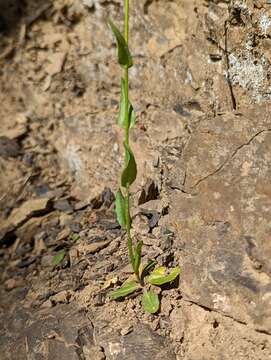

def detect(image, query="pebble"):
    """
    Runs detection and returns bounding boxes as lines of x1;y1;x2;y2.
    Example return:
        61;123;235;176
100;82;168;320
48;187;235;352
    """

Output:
50;290;70;304
41;299;53;308
132;215;150;235
120;325;133;336
54;199;73;213
5;278;20;290
69;222;82;233
0;136;20;158
74;200;89;210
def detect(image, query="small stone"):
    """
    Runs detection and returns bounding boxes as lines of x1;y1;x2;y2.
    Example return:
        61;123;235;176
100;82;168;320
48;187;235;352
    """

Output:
35;185;50;197
56;227;71;242
93;292;106;306
34;235;47;255
41;254;54;267
139;199;165;214
17;256;36;268
149;212;160;229
69;222;82;233
160;297;173;316
8;198;51;228
16;113;29;124
77;240;111;254
82;0;94;9
69;247;79;267
41;299;53;308
101;187;115;208
50;290;70;304
45;51;66;76
132;215;150;235
4;278;20;290
0;136;20;158
142;235;161;247
16;217;44;243
0;123;27;139
54;199;73;213
101;276;118;290
82;345;105;360
100;238;120;255
152;226;161;238
74;200;89;210
120;325;133;336
59;213;73;226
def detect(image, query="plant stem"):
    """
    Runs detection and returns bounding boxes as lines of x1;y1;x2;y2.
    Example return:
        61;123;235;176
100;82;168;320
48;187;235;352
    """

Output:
124;0;129;44
125;189;134;266
123;0;135;273
124;0;129;145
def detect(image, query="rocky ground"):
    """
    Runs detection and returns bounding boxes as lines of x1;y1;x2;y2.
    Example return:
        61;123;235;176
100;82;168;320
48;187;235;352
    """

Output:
0;0;271;359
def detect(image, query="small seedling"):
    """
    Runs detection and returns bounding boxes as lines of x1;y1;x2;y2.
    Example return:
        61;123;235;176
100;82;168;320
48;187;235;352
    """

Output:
69;233;80;242
108;0;180;313
52;249;66;266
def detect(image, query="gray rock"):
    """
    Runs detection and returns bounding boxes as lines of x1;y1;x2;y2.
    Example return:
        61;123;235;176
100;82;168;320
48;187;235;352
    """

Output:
0;136;20;158
0;304;94;360
96;323;176;360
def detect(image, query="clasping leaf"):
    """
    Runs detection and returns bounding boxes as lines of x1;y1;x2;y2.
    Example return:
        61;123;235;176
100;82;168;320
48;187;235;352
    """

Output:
146;266;181;286
115;189;127;229
133;241;143;274
108;19;133;68
118;78;136;129
121;142;137;187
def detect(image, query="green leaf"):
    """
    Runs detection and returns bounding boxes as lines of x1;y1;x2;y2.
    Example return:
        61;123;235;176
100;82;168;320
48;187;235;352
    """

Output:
141;291;160;314
52;249;65;266
118;79;136;129
146;266;181;286
110;281;140;300
115;189;127;229
140;260;157;279
121;142;137;187
108;19;133;68
133;241;143;274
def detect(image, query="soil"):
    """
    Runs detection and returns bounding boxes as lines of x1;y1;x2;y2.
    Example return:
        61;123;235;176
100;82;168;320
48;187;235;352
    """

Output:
1;0;271;359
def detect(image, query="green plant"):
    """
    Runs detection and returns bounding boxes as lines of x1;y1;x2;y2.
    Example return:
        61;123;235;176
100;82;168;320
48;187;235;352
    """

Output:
52;249;66;266
108;0;180;313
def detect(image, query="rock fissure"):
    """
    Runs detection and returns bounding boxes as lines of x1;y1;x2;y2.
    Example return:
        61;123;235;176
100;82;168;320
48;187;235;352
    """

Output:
191;128;271;189
182;297;271;336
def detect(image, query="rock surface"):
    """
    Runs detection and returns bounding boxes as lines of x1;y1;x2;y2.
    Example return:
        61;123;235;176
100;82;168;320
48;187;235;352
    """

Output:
167;107;271;333
1;0;271;359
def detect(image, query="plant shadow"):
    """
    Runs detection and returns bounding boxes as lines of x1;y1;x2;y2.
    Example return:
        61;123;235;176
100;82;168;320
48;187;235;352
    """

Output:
0;0;51;37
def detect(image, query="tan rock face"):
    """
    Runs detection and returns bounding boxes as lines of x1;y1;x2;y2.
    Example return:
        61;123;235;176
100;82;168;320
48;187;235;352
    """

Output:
43;0;271;334
48;0;271;201
1;0;271;356
167;107;271;332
